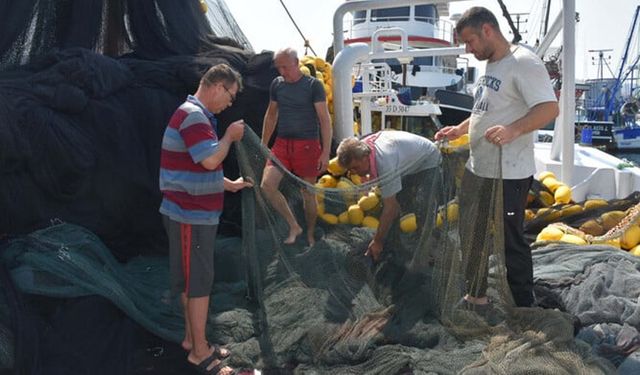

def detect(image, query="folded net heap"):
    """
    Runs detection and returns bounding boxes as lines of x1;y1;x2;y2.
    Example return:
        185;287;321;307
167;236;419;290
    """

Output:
0;0;620;372
0;128;617;373
227;130;613;373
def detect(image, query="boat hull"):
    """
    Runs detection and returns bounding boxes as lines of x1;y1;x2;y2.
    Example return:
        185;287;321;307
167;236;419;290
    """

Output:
434;89;473;126
614;127;640;150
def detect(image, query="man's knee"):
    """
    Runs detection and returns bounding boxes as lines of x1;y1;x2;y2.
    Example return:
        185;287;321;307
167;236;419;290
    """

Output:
260;178;276;193
261;167;282;193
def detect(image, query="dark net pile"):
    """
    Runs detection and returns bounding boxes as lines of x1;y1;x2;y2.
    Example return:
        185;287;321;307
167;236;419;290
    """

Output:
0;1;272;373
0;0;627;373
0;0;276;260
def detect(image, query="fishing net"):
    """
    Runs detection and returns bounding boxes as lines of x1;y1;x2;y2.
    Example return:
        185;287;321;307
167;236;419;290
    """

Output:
0;0;265;260
0;0;251;69
0;128;620;374
225;129;615;373
0;0;633;373
0;30;276;261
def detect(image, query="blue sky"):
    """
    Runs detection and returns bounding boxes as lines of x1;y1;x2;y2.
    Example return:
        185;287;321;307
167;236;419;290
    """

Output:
225;0;638;82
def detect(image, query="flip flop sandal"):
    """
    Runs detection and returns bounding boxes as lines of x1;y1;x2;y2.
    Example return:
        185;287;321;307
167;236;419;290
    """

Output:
184;343;231;360
188;351;235;375
202;362;236;375
209;343;230;359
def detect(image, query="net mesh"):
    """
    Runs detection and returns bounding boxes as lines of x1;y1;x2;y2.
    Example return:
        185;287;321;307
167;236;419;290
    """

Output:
230;128;614;373
0;0;252;68
0;0;631;372
0;128;618;373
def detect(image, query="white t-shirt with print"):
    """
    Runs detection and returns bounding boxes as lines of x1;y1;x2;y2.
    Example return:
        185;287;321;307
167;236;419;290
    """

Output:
467;45;557;179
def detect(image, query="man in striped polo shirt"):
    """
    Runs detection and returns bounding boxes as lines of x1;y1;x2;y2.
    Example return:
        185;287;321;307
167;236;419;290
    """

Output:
159;63;251;375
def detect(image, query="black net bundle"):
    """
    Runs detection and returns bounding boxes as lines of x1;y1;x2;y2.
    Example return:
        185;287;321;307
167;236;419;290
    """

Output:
0;1;277;259
0;0;251;68
0;0;635;373
0;3;274;371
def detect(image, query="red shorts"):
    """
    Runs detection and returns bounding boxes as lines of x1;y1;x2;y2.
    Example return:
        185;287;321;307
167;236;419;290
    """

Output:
267;137;321;178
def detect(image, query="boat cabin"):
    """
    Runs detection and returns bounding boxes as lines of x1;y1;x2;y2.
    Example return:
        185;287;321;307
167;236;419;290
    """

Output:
343;3;466;95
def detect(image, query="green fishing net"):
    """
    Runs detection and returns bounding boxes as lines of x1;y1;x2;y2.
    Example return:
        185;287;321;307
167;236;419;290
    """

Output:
0;127;616;373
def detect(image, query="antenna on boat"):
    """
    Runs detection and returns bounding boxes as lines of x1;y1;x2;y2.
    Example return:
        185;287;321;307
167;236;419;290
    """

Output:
509;12;530;36
278;0;317;56
588;49;615;81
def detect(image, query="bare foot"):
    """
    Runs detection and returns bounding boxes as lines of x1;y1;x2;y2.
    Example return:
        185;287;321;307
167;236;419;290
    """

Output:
464;294;489;305
284;225;303;245
181;339;191;352
216;365;236;375
307;233;315;247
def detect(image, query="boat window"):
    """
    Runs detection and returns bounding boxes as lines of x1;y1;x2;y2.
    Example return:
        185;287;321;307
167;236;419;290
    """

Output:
413;56;434;66
352;10;367;25
415;5;437;24
371;7;410;22
371;58;403;74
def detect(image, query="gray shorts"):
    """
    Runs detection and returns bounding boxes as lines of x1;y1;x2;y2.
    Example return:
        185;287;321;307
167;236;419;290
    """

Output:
163;215;217;298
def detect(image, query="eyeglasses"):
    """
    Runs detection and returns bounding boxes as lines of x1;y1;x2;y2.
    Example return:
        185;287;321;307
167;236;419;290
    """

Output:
222;85;236;103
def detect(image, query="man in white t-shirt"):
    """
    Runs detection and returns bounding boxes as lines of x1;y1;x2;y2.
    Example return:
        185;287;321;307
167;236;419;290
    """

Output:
337;130;441;262
435;7;559;309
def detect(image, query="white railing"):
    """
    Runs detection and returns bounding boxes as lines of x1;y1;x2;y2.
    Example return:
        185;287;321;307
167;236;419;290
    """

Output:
353;63;395;98
415;64;458;75
343;18;456;45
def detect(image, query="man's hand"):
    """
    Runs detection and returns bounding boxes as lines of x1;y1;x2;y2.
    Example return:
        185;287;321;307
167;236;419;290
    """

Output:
225;176;254;192
317;151;330;172
226;120;245;142
485;125;519;146
434;125;464;141
365;239;383;262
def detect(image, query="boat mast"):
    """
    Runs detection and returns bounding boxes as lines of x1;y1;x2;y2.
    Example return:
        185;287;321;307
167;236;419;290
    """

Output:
495;0;523;44
605;6;640;121
542;0;551;37
558;0;576;184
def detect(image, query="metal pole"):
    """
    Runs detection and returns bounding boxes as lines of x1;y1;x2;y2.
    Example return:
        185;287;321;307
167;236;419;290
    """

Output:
560;0;575;185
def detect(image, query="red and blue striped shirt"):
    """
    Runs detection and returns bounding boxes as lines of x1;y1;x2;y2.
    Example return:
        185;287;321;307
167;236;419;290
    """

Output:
159;96;224;225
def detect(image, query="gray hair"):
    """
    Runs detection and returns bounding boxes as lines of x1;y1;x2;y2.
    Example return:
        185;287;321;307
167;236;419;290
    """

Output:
274;47;298;62
337;137;370;167
201;63;243;92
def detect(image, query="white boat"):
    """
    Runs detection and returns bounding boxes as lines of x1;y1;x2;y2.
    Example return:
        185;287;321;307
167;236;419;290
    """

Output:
583;6;640;150
331;0;640;201
613;102;640;149
613;125;640;150
341;0;473;134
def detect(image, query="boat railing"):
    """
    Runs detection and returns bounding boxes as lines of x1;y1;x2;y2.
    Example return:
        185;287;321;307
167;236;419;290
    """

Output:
417;18;455;43
353;63;395;98
343;17;455;45
415;64;460;76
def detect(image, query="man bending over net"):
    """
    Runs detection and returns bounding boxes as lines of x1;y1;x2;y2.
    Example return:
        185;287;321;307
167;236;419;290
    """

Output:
337;130;441;262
